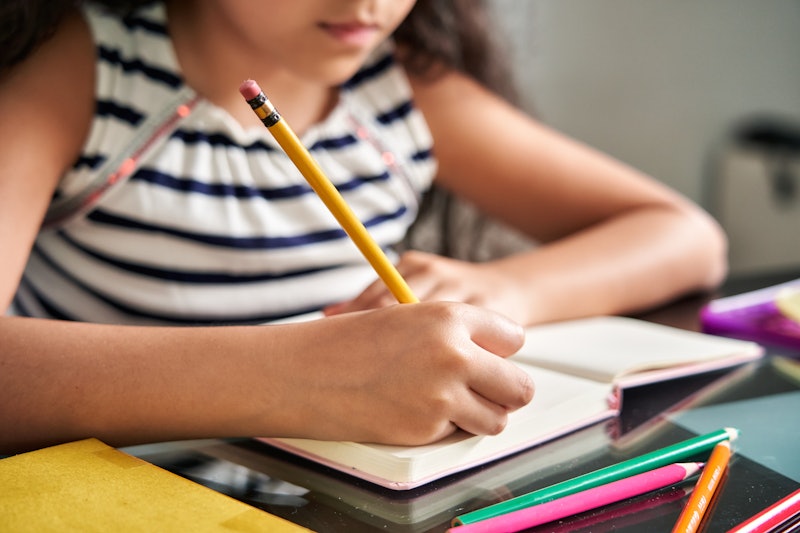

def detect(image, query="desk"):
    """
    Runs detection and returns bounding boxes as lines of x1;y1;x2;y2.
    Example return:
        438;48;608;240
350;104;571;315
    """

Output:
129;274;800;532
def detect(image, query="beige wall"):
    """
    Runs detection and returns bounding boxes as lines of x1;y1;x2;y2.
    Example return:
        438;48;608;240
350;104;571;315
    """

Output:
491;1;800;274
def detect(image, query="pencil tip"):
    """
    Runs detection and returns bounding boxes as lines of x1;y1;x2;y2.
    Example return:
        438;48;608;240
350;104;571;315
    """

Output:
688;462;705;476
724;427;740;441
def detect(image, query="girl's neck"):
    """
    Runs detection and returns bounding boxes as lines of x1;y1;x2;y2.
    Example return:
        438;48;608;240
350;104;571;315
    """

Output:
166;1;338;134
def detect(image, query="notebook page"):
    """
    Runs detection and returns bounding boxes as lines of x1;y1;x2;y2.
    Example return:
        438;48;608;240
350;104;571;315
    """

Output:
515;316;760;383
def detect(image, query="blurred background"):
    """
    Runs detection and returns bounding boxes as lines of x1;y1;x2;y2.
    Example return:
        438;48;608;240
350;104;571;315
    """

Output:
490;0;800;279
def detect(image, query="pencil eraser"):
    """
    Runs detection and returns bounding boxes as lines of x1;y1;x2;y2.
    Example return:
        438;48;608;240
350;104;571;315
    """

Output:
239;79;262;100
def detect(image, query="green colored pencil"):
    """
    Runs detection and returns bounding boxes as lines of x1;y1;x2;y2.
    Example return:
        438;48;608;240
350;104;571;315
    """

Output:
452;427;738;526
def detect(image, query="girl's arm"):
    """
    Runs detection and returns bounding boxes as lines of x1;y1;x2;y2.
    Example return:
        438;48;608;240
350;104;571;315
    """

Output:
0;15;533;454
334;69;727;325
0;12;95;311
0;305;533;454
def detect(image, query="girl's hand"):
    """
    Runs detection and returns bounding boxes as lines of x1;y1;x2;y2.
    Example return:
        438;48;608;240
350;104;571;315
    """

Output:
324;250;529;324
264;302;534;445
0;301;533;452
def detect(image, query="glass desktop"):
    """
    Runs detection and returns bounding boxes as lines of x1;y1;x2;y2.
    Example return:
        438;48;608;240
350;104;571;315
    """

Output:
129;280;800;533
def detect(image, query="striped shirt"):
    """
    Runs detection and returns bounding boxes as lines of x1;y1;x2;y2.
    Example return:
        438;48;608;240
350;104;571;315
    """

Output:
14;3;436;325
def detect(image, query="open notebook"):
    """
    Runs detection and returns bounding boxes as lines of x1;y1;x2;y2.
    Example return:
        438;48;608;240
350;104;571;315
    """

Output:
260;315;763;490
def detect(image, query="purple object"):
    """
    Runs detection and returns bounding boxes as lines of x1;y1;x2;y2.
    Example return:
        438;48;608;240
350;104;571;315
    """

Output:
700;279;800;351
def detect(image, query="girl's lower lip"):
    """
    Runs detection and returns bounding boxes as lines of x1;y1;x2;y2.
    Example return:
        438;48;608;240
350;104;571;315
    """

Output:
321;23;378;47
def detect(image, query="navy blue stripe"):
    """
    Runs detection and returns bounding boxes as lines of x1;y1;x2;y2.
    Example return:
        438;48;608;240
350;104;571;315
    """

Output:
98;45;182;88
57;230;347;284
334;171;391;192
122;12;169;37
130;168;390;199
341;52;394;89
86;209;344;248
360;205;409;227
131;168;312;200
11;284;35;317
16;277;77;321
27;247;326;325
10;295;31;317
376;100;413;125
97;99;144;126
73;154;106;171
171;129;358;154
171;130;276;152
308;134;358;151
411;148;433;162
85;205;407;249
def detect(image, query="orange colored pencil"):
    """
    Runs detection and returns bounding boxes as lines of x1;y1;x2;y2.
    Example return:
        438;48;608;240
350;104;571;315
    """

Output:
672;439;732;533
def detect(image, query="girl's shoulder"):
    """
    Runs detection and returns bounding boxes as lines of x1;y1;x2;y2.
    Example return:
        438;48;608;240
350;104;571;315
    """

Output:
0;10;96;168
2;9;95;92
0;9;96;263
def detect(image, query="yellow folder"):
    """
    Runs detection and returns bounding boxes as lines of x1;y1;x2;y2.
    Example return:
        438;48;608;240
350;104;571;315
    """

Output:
0;438;313;532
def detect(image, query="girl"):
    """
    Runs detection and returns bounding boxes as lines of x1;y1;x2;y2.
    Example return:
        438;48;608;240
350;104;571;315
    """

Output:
0;0;726;454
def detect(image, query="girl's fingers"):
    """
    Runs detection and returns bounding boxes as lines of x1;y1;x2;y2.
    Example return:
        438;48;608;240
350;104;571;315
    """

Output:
450;387;511;436
468;355;535;413
463;305;526;358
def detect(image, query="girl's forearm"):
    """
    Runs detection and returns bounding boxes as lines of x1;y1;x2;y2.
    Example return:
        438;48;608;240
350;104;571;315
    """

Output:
494;204;726;325
0;317;283;453
0;304;535;454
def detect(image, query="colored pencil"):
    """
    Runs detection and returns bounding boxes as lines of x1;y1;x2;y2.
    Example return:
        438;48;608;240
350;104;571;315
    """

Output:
672;439;732;533
239;79;418;304
541;485;691;533
453;427;738;526
447;462;703;533
726;488;800;533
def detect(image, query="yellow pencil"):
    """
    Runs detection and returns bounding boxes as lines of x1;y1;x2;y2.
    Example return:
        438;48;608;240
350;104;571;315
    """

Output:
239;79;418;304
672;439;732;533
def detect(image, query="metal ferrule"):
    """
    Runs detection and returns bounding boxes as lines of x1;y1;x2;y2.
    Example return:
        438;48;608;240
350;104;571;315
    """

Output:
251;96;281;127
245;92;266;109
259;106;281;127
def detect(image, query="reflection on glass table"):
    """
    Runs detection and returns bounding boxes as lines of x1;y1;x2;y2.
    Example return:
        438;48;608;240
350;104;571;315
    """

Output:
127;352;800;533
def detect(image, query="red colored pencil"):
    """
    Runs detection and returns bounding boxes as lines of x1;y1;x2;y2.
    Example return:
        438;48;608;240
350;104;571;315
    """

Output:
727;488;800;533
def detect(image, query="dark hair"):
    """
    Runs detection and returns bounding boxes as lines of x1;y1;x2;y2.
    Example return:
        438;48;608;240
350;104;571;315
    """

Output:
395;0;518;103
395;1;525;259
0;1;79;73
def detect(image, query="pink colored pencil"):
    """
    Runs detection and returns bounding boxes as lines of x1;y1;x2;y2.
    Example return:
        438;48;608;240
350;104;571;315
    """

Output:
726;488;800;533
541;485;691;533
447;462;703;533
